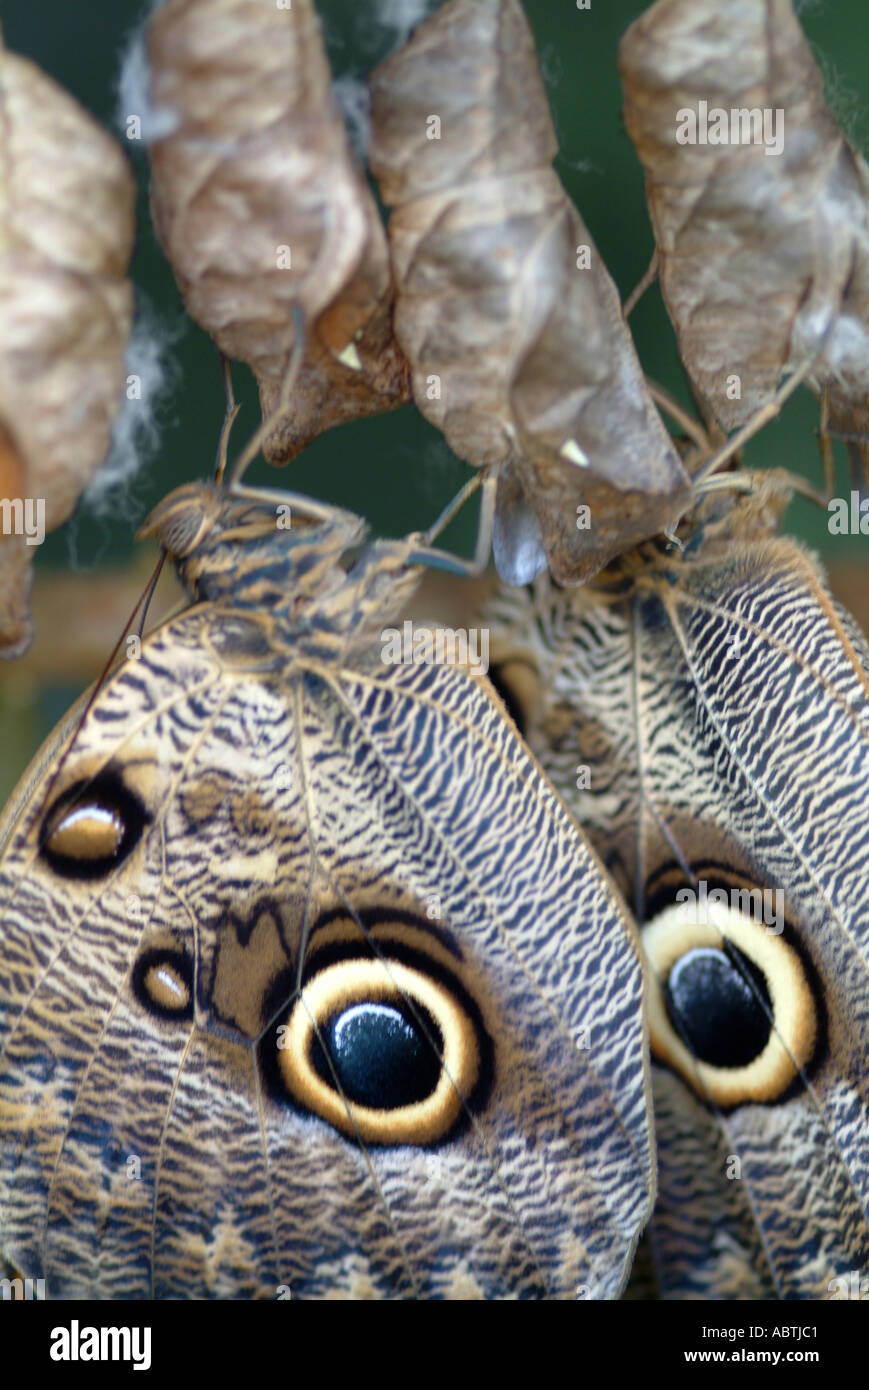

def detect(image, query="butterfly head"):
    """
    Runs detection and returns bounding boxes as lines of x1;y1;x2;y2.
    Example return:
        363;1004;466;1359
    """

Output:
138;481;369;613
136;481;228;558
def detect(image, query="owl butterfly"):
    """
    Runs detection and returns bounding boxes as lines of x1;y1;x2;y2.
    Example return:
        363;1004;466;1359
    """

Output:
0;476;655;1299
484;482;869;1299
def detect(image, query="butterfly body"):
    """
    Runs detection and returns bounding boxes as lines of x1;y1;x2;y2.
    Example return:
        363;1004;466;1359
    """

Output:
0;482;654;1299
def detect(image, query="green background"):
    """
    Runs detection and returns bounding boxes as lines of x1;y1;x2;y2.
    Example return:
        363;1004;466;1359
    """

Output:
1;0;867;802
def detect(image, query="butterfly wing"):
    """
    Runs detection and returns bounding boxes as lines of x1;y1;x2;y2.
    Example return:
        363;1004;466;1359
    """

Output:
0;598;654;1298
487;534;869;1297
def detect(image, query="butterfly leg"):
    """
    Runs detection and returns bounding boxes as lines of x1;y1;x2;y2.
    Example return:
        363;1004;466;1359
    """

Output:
213;355;242;483
226;482;363;529
226;304;307;486
406;469;497;577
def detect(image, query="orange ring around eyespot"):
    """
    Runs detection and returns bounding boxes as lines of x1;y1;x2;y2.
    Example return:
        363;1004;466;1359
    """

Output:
642;900;816;1106
277;958;481;1145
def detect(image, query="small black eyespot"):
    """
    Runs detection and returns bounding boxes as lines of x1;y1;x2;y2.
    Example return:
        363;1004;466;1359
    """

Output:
311;1001;442;1110
41;774;147;880
664;945;771;1068
132;949;194;1020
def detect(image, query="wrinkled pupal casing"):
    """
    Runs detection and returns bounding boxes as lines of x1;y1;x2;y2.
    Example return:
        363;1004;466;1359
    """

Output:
369;0;691;588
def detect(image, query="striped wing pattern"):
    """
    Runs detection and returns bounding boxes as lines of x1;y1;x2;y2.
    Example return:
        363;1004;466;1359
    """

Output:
0;557;653;1297
487;535;869;1297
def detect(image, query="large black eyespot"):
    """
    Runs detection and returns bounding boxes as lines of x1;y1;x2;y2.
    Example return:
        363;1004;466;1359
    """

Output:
132;948;194;1020
664;946;772;1068
311;1001;442;1109
266;920;490;1146
642;889;817;1107
40;774;146;880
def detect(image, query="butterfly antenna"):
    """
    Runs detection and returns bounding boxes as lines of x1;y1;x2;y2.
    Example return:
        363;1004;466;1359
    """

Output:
134;546;168;640
32;550;167;826
214;355;241;485
226;304;307;488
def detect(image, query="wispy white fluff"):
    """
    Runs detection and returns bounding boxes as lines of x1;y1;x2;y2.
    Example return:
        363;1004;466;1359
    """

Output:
84;303;180;520
819;311;869;381
333;75;372;161
330;1;439;155
539;43;563;91
115;3;179;144
374;0;433;48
